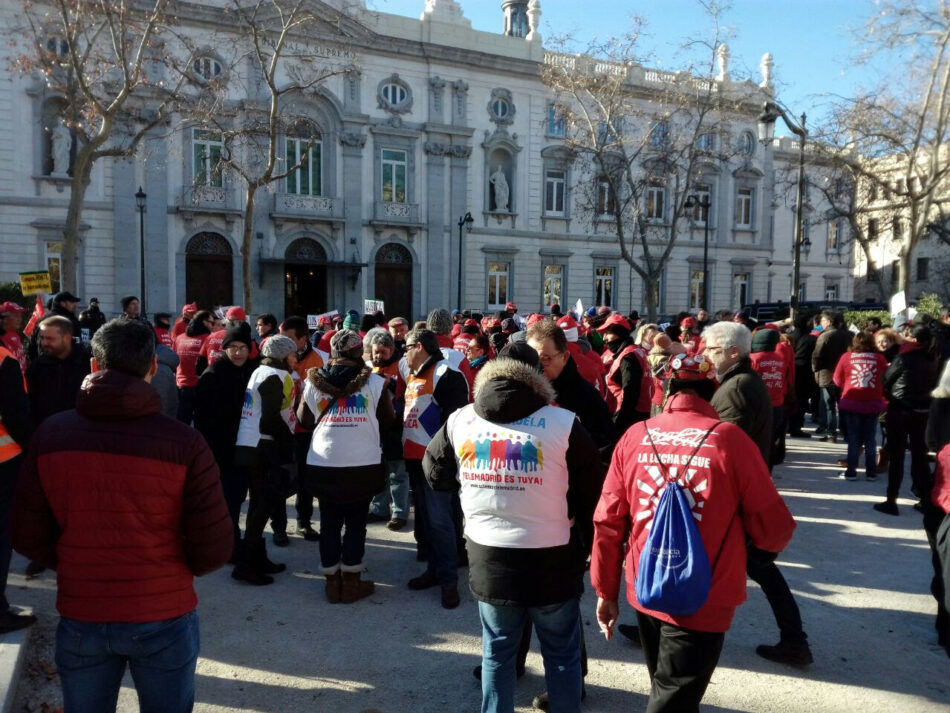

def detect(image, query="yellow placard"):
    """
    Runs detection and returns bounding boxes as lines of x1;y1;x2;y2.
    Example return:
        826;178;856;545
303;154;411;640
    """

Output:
19;271;52;296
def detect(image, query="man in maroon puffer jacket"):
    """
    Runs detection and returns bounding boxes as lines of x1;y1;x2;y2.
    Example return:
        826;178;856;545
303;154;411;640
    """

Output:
13;318;232;713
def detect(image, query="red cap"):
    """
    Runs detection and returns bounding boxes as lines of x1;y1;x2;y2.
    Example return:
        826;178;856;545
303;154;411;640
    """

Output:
596;313;632;333
486;317;502;329
556;315;578;330
597;305;612;315
526;313;546;328
505;302;517;312
317;316;331;327
464;318;478;327
666;354;715;381
0;301;27;314
182;302;199;315
226;306;246;321
680;316;697;329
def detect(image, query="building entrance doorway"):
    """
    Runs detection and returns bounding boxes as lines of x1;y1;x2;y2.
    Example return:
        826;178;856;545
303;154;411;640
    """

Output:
185;232;233;309
374;243;412;320
284;238;327;316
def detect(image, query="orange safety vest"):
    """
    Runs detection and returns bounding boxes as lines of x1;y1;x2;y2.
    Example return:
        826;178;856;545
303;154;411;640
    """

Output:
0;347;24;462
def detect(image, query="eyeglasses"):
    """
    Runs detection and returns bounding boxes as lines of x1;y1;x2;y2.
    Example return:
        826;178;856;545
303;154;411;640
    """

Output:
704;346;725;354
405;342;419;350
225;344;249;352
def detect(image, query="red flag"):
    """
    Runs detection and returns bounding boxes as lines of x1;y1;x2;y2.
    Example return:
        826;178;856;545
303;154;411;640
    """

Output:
23;294;45;337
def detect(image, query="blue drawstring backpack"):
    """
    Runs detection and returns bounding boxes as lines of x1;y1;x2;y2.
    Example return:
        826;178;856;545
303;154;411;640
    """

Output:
635;424;719;616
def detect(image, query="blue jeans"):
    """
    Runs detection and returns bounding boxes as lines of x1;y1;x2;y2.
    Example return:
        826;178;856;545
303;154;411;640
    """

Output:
842;411;879;478
478;598;582;713
56;610;200;713
817;386;839;435
370;458;410;519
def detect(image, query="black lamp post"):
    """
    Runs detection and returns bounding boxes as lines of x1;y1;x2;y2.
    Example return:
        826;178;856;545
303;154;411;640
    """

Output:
135;186;147;319
684;193;712;310
457;212;473;312
758;101;807;322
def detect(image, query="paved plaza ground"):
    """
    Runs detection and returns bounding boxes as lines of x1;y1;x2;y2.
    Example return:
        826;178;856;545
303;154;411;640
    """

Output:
7;430;950;712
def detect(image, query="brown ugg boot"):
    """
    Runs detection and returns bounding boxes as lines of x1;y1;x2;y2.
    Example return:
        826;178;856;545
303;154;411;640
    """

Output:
325;571;343;603
341;570;374;603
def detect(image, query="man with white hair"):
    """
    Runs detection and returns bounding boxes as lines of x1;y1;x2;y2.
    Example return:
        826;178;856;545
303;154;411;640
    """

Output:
702;320;812;667
702;321;772;462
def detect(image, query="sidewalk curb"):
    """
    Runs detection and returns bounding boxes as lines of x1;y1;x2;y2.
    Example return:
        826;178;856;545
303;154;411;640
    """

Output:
0;612;34;713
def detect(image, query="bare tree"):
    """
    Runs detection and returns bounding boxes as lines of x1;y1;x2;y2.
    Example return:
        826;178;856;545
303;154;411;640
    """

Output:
10;0;193;294
197;0;357;312
540;10;760;320
816;0;950;305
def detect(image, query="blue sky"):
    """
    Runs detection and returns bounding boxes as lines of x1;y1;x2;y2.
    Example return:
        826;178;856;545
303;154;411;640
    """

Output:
372;0;884;132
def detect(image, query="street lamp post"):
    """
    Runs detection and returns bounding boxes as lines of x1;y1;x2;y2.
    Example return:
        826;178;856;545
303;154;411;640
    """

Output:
684;193;712;310
457;212;473;312
758;101;807;322
135;186;147;319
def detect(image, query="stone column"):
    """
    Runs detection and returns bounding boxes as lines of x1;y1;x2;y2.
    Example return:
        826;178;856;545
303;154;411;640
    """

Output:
450;144;472;309
340;129;366;308
424;141;448;310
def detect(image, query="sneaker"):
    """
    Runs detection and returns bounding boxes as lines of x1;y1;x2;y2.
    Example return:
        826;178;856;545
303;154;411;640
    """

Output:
24;561;46;578
755;639;813;667
272;531;290;547
297;524;320;541
387;518;407;531
866;473;878;481
873;501;899;516
838;472;858;481
0;611;36;634
617;623;642;646
819;433;837;443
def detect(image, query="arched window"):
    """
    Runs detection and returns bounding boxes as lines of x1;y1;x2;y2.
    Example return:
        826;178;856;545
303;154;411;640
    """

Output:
193;56;223;82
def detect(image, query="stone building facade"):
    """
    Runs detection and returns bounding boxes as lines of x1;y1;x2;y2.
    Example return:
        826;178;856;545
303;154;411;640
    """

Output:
0;0;854;320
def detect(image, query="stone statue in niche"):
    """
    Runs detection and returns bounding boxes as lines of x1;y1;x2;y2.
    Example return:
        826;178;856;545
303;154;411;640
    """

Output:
490;165;509;212
51;120;71;175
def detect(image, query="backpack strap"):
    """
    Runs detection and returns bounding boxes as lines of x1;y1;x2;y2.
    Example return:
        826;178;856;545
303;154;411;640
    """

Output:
645;423;720;483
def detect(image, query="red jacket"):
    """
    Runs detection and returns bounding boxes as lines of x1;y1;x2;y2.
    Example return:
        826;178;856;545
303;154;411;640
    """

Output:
567;342;605;396
12;369;232;623
749;351;787;407
833;351;888;414
174;333;208;387
932;444;950;514
591;393;795;633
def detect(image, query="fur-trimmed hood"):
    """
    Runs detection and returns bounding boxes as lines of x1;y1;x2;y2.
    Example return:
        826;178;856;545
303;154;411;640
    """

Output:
472;358;555;423
307;363;372;399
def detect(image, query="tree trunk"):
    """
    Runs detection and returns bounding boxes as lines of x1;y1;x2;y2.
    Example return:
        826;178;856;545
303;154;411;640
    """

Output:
897;250;911;312
242;187;258;313
60;153;93;294
643;274;658;322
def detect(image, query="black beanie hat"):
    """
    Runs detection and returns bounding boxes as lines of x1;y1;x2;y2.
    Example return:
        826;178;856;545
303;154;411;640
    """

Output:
222;322;252;349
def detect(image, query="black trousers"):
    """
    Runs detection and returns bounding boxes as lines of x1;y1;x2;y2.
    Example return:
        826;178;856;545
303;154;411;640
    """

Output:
218;463;248;548
0;455;21;613
293;432;316;526
636;611;724;713
886;407;931;502
746;555;805;642
789;364;817;432
244;450;290;544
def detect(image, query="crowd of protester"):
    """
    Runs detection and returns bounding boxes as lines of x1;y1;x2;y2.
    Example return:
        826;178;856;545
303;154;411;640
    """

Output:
1;291;949;713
